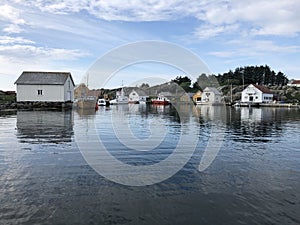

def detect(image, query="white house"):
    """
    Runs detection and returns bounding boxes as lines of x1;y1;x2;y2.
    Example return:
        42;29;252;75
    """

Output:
15;71;75;102
290;80;300;87
241;84;273;103
202;87;222;104
128;89;148;103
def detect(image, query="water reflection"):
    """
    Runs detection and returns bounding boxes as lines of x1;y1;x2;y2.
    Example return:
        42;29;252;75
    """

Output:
17;110;74;143
76;108;97;117
1;106;298;224
228;107;289;140
194;105;225;121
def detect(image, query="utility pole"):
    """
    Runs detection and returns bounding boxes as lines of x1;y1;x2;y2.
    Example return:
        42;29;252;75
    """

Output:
230;83;233;103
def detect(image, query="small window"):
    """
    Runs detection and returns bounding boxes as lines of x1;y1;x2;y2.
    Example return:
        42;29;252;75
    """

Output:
38;89;43;95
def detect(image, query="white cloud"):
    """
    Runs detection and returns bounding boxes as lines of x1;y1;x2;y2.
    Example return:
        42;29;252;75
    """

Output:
11;0;207;21
197;0;300;38
0;44;88;61
0;36;34;44
0;4;25;24
3;24;23;33
194;24;239;39
209;40;300;58
9;0;299;38
0;4;26;33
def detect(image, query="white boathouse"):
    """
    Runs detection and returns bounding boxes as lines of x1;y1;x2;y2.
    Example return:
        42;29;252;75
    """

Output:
201;87;222;104
241;84;273;103
15;71;75;102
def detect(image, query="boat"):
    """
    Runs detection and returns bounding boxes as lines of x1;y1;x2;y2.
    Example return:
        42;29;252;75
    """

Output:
97;98;106;106
128;100;139;104
139;99;147;104
110;88;128;105
77;96;97;109
151;96;170;105
76;73;98;110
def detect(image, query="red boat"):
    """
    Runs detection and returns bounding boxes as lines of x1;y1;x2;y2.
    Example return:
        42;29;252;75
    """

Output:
151;96;170;105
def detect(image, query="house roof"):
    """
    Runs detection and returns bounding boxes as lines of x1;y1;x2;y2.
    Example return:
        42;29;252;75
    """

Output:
14;71;75;86
252;84;272;94
193;90;202;96
130;89;148;96
203;87;221;95
180;92;194;98
159;91;173;97
291;80;300;84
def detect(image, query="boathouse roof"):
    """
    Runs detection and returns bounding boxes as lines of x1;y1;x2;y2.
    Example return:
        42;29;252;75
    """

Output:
291;80;300;85
252;84;272;94
203;87;221;95
14;71;75;86
130;89;148;96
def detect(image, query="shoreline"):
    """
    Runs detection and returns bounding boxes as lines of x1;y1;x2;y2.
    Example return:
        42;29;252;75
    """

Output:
232;102;299;108
0;101;73;111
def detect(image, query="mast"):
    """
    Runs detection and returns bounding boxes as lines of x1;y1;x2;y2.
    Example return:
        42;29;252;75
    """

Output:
230;83;233;103
86;73;89;88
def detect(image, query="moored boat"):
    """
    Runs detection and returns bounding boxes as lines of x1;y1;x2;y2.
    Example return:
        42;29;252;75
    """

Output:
97;98;106;106
151;96;170;105
110;88;128;105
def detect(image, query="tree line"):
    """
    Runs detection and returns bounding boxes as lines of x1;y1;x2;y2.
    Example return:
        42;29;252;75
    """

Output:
216;65;289;86
169;65;289;92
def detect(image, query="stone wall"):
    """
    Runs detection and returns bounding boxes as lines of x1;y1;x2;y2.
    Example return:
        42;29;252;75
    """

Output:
0;101;73;111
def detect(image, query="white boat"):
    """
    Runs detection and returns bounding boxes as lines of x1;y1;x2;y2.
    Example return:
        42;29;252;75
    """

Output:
110;88;128;105
97;98;106;106
233;102;241;107
151;96;169;105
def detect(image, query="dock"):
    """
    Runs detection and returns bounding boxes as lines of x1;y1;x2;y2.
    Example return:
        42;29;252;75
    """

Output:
233;102;299;108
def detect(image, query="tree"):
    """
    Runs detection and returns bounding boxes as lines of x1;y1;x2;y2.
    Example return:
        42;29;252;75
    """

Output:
139;83;150;89
196;73;219;90
172;76;192;92
216;65;289;86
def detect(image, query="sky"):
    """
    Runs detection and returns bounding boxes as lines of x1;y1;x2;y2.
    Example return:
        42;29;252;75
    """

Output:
0;0;300;90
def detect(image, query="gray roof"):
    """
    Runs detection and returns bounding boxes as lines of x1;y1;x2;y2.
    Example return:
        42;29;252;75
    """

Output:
203;87;221;95
131;89;148;96
14;71;75;86
159;91;173;97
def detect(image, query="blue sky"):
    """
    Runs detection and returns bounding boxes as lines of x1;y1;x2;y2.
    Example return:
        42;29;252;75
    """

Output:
0;0;300;90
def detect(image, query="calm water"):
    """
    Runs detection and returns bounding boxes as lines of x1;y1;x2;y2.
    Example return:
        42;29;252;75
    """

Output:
0;105;299;225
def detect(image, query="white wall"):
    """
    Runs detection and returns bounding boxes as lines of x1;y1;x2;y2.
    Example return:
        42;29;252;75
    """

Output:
262;93;273;103
17;84;65;102
129;90;139;102
242;90;262;103
202;92;221;103
63;76;74;102
241;85;273;103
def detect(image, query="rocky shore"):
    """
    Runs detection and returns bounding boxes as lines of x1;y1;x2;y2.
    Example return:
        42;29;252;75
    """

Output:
0;101;73;111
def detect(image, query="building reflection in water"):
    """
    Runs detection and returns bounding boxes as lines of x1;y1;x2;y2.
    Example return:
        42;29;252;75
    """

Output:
76;108;97;117
193;105;226;123
16;110;74;143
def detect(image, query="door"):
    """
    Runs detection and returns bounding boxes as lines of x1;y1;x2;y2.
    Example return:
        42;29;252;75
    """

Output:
67;91;71;101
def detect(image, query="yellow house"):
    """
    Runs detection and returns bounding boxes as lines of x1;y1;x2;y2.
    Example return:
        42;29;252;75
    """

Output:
193;90;202;104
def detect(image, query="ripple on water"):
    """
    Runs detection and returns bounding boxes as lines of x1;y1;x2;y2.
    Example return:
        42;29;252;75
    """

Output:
0;107;299;224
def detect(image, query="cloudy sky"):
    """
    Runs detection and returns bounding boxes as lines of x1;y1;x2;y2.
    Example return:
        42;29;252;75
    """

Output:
0;0;300;90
